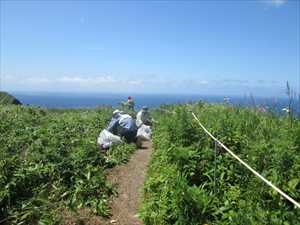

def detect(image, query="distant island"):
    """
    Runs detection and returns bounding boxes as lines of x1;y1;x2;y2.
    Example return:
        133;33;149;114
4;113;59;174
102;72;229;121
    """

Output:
0;91;22;105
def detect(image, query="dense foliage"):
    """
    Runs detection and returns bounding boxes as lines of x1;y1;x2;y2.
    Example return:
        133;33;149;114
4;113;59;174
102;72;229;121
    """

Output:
0;106;136;224
0;92;22;105
141;102;300;225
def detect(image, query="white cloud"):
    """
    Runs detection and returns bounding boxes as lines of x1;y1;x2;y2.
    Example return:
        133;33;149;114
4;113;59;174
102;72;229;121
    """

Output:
127;80;144;86
5;75;283;91
4;75;15;80
5;75;144;89
181;79;209;87
220;79;249;84
57;75;139;87
24;77;51;84
58;76;116;85
4;74;287;96
262;0;288;8
194;80;209;85
4;74;210;92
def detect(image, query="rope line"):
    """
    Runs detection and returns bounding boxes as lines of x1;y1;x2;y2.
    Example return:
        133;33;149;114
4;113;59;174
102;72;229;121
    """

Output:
213;141;217;195
190;111;300;209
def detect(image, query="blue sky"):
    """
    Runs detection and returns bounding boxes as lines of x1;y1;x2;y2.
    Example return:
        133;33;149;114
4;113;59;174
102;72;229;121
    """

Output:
0;0;299;96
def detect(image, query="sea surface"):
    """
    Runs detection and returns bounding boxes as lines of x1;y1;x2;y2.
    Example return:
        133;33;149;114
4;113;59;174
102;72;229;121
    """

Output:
12;92;299;114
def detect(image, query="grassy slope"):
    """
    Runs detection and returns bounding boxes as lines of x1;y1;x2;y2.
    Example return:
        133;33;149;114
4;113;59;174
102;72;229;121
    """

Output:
141;102;300;225
0;105;136;224
0;91;22;105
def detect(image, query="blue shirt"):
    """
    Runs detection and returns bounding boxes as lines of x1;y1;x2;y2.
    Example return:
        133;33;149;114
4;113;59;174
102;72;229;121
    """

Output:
106;116;120;135
106;114;137;135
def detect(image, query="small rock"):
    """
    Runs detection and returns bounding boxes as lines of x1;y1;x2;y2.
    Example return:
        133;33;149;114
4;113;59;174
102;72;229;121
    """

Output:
110;219;118;224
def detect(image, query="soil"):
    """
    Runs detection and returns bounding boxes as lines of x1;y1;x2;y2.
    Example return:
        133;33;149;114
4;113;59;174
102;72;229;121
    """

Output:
63;141;152;225
103;141;152;225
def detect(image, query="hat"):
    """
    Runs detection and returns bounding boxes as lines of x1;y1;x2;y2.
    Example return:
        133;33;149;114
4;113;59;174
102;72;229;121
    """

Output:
113;109;120;115
142;106;148;110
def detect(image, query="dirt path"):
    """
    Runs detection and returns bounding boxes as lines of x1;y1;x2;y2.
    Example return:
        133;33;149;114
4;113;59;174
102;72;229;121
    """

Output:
103;141;152;225
62;142;152;225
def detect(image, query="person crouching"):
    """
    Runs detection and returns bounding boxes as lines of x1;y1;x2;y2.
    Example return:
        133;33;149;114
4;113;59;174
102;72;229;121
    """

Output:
136;106;153;127
106;110;138;143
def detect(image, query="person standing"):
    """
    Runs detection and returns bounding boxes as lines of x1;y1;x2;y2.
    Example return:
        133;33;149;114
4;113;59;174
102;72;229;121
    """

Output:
121;96;135;111
126;96;135;111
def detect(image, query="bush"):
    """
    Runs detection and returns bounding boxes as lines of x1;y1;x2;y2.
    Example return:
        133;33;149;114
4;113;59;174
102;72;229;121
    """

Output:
141;102;300;225
0;106;136;224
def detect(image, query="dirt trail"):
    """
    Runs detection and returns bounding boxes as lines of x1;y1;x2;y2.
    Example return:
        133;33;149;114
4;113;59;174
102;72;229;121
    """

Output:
103;141;152;225
62;142;152;225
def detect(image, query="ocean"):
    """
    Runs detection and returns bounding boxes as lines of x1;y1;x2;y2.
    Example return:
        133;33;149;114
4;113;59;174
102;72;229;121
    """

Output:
11;92;299;114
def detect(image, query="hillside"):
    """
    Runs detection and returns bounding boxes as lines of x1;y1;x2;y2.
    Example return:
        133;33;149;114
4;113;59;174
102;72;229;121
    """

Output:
0;91;22;105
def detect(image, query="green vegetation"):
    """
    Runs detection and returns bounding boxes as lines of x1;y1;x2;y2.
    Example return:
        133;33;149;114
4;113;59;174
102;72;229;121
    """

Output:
0;92;22;105
141;102;300;225
2;101;299;224
0;105;136;224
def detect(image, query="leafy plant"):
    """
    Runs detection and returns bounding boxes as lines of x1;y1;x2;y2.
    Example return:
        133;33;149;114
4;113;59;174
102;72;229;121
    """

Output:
0;106;136;224
141;102;300;225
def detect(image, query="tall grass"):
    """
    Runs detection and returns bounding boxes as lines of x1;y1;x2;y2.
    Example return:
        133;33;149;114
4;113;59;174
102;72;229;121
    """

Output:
141;102;300;225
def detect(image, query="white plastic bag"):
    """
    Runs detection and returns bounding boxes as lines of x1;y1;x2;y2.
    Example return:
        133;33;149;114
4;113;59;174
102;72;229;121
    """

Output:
97;129;122;148
136;125;152;141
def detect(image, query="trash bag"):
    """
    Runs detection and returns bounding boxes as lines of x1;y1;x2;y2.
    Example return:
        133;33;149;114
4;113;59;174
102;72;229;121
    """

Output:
97;129;122;149
136;124;152;141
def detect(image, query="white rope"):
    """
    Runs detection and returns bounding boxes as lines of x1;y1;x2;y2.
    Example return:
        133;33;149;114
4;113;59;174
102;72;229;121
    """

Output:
190;111;300;209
